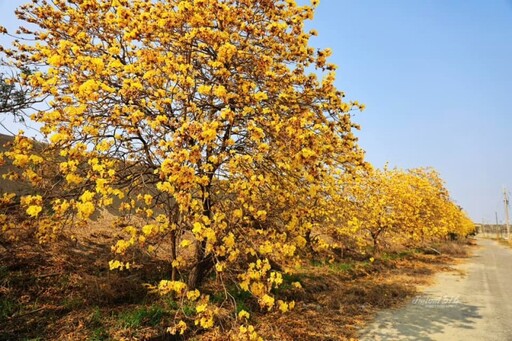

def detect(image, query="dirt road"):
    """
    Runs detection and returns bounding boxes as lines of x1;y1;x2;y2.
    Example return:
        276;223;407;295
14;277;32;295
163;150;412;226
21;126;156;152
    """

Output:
359;238;512;340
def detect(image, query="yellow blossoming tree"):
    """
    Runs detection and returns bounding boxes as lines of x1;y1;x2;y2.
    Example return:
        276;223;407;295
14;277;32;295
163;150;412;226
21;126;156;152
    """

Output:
329;167;474;254
1;0;365;332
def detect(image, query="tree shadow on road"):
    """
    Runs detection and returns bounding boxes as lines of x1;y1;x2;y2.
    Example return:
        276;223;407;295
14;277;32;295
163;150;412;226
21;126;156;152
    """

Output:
359;293;482;341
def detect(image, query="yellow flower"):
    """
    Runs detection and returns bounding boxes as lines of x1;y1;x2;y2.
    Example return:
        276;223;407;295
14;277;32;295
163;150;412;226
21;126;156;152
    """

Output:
223;233;235;248
26;205;42;217
260;294;275;310
80;190;95;202
213;85;227;98
195;303;207;313
157;280;187;296
76;202;95;219
186;289;200;301
233;209;243;219
192;222;203;235
168;320;187;335
238;310;250;320
277;300;289;313
197;314;214;328
254;92;268;101
201;128;217;142
109;260;121;270
66;173;83;185
142;224;154;236
198;84;212;95
215;262;225;272
292;281;302;289
50;132;69;144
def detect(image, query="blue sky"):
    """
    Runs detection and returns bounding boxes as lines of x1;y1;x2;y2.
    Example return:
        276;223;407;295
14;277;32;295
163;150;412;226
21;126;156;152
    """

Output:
304;0;512;223
1;1;511;222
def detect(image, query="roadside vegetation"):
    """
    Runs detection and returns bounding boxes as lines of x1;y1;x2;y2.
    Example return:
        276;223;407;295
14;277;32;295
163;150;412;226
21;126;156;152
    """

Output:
0;221;474;340
0;0;475;340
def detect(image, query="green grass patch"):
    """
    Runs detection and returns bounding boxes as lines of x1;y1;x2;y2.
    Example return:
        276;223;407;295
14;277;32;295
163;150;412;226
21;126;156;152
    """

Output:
0;297;19;319
88;306;103;328
232;289;252;314
117;305;166;328
182;303;196;316
328;262;355;272
89;327;109;341
164;297;179;311
86;307;109;340
210;285;253;314
282;273;302;284
309;259;324;267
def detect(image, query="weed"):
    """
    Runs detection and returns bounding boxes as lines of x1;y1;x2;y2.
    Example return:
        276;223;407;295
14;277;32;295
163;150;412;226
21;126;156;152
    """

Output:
208;285;253;314
57;274;70;288
229;288;252;314
89;327;109;341
282;273;302;284
209;291;225;304
88;306;103;328
309;259;324;267
165;297;179;310
0;298;19;319
328;262;354;272
182;303;195;316
117;305;166;328
62;297;84;311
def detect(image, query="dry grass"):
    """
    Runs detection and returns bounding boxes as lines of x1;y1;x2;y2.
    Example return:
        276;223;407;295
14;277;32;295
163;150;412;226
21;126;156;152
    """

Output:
496;238;512;249
0;211;476;341
0;214;175;340
201;242;473;341
430;239;473;258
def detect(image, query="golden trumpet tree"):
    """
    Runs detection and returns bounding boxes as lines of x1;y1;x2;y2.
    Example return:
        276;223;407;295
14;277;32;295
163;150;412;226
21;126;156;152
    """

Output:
332;167;474;253
1;0;365;331
397;168;474;242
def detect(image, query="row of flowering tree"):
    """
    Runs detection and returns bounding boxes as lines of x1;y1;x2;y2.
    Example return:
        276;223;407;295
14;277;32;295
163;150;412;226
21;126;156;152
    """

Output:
0;0;474;338
323;167;475;256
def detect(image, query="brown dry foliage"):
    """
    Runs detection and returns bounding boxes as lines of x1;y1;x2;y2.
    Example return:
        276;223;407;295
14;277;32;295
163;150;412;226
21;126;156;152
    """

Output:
0;210;476;341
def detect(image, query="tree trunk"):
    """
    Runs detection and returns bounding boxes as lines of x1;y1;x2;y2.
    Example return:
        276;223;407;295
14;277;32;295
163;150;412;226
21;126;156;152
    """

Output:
305;230;317;255
371;228;382;255
170;230;177;281
187;185;214;289
187;240;213;289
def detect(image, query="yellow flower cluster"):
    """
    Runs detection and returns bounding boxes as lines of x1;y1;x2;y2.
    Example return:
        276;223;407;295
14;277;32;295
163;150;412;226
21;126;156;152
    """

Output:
21;195;43;218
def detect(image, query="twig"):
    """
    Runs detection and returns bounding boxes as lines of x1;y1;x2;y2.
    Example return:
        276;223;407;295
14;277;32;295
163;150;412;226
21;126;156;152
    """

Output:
8;307;46;319
426;247;441;255
34;272;62;279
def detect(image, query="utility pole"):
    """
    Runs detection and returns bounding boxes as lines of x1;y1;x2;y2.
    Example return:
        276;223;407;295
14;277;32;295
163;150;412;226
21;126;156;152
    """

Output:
495;211;500;239
504;188;510;240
